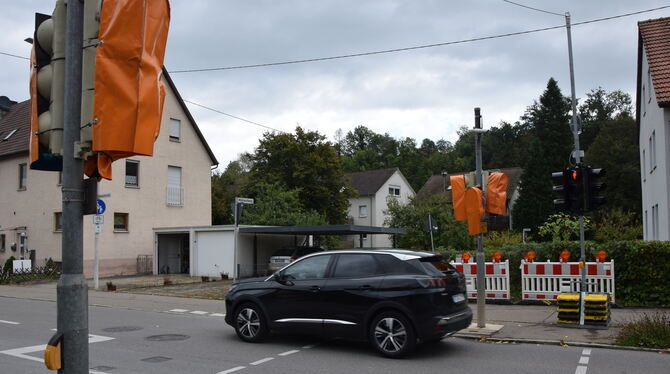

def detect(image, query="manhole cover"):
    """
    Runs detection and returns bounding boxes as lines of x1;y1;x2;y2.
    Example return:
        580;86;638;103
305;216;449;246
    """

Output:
145;334;190;342
102;326;143;333
141;356;172;363
91;366;115;371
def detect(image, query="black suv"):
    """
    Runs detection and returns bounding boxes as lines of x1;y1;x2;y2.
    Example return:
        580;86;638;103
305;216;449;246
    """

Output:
225;249;472;357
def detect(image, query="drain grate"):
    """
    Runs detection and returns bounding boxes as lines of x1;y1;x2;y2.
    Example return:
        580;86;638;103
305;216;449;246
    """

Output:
145;334;190;342
102;326;143;333
141;356;172;363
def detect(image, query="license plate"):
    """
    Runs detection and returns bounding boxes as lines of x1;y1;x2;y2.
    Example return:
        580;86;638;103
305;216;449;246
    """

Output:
452;294;466;303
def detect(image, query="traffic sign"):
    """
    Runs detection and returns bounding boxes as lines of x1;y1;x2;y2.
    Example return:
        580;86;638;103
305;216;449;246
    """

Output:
93;215;104;224
94;224;102;233
235;197;254;204
96;199;106;215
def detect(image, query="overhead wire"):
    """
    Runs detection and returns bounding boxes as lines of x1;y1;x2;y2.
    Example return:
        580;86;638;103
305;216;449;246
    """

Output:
183;99;282;133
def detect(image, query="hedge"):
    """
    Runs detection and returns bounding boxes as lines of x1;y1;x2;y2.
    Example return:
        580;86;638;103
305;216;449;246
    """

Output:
439;240;670;307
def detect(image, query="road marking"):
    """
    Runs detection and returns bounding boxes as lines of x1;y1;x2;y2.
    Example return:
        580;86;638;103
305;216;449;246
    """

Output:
210;313;226;317
278;349;299;356
217;366;246;374
582;348;592;355
250;357;274;365
168;309;188;313
190;310;209;315
579;356;590;365
302;344;317;349
575;366;587;374
0;319;20;325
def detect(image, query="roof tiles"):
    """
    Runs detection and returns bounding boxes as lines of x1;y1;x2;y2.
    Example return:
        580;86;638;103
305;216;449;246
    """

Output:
639;18;670;106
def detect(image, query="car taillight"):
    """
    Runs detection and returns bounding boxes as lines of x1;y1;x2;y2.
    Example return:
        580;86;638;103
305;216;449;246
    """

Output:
418;278;447;288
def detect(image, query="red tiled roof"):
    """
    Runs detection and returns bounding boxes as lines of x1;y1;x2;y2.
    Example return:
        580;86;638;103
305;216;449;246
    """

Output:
639;18;670;106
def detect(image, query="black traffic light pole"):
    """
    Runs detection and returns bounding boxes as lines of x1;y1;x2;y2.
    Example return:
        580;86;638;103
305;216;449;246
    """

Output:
59;0;89;372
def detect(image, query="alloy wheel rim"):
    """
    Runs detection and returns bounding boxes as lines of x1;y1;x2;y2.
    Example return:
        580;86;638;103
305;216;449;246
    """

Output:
236;308;261;338
374;317;407;353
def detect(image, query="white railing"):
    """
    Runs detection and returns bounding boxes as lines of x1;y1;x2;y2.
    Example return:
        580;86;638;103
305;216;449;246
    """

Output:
520;260;615;302
166;186;183;206
450;260;510;300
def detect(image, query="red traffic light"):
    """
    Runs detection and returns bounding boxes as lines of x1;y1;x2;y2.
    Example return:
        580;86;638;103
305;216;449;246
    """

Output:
571;171;577;180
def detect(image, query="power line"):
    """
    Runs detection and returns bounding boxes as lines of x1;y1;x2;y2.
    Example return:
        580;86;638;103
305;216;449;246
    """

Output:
183;99;283;133
0;51;29;60
503;0;564;17
169;5;670;74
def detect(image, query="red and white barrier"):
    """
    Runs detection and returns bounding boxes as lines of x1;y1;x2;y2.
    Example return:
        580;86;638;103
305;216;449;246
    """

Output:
450;260;510;300
520;260;615;302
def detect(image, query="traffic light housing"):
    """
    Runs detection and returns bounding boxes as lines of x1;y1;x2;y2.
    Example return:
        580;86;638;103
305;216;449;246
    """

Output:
585;167;606;211
29;2;66;171
552;167;584;213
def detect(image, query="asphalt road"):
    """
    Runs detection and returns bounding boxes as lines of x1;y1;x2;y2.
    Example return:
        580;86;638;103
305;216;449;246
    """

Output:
0;297;667;374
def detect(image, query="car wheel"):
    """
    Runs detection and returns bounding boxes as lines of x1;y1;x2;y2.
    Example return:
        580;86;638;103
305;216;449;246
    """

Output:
370;311;416;358
234;303;268;343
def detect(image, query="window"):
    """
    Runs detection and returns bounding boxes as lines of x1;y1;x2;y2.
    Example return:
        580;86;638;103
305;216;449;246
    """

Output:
645;210;648;239
332;254;382;278
388;185;401;196
375;254;423;275
167;166;183;206
648;69;652;103
358;205;367;218
282;254;332;280
642;84;646;116
18;163;27;190
642;150;646;180
654;204;659;240
0;234;5;252
169;118;181;142
650;131;657;172
58;171;62;186
125;160;139;187
54;212;62;232
114;213;129;232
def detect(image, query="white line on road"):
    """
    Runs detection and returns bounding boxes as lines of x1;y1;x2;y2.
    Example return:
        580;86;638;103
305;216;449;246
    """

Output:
582;348;592;355
579;356;590;365
575;366;587;374
278;350;299;356
302;344;317;349
210;313;226;317
217;366;246;374
168;309;188;313
0;334;115;368
0;319;20;325
250;357;274;365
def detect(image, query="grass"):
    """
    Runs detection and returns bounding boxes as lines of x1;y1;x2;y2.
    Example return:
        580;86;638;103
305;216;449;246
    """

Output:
615;312;670;349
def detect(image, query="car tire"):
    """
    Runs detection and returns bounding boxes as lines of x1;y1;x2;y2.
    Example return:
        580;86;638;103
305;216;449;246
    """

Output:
369;311;416;358
233;303;268;343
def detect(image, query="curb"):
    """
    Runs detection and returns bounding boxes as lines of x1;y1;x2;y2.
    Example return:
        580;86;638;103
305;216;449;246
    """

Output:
453;334;670;353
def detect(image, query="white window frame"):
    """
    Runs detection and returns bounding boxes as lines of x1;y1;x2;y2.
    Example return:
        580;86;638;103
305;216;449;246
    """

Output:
642;149;646;180
125;159;140;188
167;165;183;206
18;163;27;190
388;185;401;196
359;205;368;218
54;212;62;232
169;118;181;142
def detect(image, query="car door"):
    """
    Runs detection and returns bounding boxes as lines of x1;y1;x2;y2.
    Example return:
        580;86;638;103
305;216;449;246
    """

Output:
320;253;385;339
261;254;333;334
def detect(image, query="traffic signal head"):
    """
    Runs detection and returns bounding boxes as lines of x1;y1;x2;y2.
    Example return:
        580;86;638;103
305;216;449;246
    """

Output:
552;171;565;208
585;167;606;211
552;167;583;213
29;3;66;171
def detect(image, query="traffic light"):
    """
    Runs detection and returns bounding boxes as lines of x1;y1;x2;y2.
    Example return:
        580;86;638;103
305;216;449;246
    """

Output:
29;1;66;171
552;167;583;213
585;167;606;211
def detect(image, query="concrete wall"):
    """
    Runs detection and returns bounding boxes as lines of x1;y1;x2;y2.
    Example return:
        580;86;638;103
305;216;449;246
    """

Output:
0;78;214;275
640;48;670;240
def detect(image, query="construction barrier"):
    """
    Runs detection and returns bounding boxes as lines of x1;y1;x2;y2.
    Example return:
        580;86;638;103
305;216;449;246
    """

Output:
450;260;510;300
557;293;611;327
521;260;615;302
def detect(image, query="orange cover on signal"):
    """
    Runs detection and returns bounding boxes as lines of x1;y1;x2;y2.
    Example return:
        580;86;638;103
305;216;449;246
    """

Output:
486;172;509;215
451;175;467;221
465;187;484;235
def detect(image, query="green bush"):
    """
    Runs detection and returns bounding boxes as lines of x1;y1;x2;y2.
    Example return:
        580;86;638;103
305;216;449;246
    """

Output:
616;312;670;349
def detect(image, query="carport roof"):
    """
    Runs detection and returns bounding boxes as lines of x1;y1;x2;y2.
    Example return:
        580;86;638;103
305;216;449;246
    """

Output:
239;225;405;236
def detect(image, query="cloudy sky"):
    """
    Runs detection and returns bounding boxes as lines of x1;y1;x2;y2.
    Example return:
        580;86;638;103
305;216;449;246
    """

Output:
2;1;669;170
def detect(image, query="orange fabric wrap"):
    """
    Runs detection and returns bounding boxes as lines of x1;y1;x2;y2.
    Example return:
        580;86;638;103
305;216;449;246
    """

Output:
465;187;484;235
486;172;509;215
90;0;170;179
450;175;467;221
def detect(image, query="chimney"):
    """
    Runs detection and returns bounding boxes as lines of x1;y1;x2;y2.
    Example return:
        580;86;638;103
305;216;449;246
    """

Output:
0;96;17;119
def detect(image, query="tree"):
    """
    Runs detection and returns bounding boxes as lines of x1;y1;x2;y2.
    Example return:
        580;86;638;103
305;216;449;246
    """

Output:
211;159;250;224
579;87;633;150
246;127;355;223
240;183;326;226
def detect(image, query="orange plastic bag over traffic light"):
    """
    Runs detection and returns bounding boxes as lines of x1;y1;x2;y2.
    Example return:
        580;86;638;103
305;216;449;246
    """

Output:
85;0;171;179
451;175;467;221
486;172;509;215
465;187;485;235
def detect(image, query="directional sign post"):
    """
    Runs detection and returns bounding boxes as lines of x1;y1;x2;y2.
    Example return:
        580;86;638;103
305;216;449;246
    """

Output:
93;199;106;290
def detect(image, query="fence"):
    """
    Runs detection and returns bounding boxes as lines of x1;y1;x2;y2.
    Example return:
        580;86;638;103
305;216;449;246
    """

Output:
0;265;61;284
520;260;615;302
137;255;153;274
450;260;510;301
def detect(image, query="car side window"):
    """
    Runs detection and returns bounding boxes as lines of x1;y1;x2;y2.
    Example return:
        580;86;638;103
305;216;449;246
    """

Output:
282;254;332;280
375;254;423;275
332;254;382;278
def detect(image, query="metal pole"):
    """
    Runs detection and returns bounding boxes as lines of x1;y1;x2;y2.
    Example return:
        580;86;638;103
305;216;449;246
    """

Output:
93;228;99;289
565;13;587;327
428;214;435;252
474;107;486;328
58;0;88;372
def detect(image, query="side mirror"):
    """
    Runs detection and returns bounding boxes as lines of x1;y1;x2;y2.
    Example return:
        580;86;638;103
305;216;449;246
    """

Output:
274;272;294;286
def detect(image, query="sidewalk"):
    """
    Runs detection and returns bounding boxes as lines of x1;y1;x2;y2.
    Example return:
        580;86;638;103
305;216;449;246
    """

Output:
1;275;666;350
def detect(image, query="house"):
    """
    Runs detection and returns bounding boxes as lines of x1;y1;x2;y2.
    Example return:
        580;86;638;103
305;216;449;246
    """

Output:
637;18;670;241
344;168;415;248
0;69;217;276
416;167;523;229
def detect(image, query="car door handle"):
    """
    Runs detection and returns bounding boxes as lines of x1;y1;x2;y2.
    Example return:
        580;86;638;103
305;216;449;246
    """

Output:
309;285;321;292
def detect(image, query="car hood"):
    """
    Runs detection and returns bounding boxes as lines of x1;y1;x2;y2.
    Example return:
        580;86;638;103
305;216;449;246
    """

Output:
233;276;268;285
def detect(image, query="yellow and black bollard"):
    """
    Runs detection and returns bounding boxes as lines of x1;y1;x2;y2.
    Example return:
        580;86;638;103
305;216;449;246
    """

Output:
44;332;63;370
